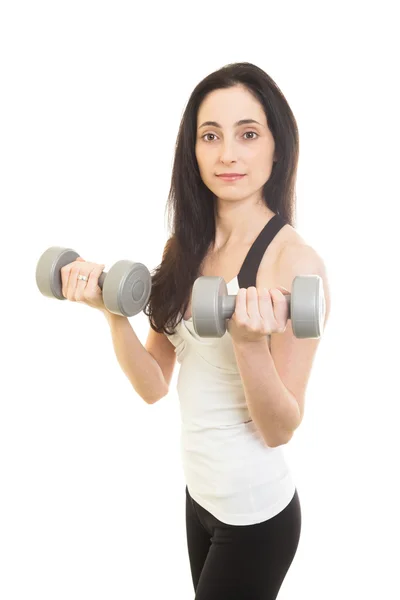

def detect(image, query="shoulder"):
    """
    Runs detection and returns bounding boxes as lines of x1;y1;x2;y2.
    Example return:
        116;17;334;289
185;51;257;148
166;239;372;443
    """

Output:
278;241;324;271
275;221;324;271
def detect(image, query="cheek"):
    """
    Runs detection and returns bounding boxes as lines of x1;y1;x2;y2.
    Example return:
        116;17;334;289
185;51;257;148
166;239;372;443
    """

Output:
196;153;213;175
195;145;206;165
252;151;274;173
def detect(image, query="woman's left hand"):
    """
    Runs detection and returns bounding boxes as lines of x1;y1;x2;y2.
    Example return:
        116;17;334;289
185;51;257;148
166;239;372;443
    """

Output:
226;286;290;344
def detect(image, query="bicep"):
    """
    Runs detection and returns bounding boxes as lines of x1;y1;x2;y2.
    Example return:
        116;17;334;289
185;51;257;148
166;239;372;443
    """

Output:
144;327;177;390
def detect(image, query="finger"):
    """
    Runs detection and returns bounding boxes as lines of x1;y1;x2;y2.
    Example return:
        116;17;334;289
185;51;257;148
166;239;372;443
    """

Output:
84;264;106;296
69;261;92;300
233;288;248;320
76;264;101;301
66;263;81;301
61;265;71;298
61;261;78;298
269;288;289;331
275;285;290;295
247;286;264;320
258;287;275;322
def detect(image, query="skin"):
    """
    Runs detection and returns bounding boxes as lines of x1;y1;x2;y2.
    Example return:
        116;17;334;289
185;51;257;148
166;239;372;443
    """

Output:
195;84;279;252
194;84;287;343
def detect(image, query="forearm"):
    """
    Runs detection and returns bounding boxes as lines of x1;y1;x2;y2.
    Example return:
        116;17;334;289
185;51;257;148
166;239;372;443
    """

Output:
103;311;168;404
232;337;300;447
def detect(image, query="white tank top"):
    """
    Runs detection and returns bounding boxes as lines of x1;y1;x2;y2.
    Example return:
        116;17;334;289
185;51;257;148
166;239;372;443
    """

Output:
165;285;296;525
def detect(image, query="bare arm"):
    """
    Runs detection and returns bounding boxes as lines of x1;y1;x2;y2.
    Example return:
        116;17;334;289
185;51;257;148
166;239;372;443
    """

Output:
103;311;168;404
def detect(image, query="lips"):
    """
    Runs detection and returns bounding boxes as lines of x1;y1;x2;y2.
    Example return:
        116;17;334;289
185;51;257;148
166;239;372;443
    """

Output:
217;174;245;181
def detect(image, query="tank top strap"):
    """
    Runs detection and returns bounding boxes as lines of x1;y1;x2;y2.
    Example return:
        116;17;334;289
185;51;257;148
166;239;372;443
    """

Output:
237;214;288;289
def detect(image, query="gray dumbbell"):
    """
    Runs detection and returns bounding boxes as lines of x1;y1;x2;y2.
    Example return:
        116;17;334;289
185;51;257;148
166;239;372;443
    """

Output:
191;275;326;339
36;246;152;317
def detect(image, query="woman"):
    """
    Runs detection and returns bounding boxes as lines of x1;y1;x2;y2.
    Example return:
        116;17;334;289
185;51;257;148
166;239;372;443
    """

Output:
57;59;331;598
146;61;332;599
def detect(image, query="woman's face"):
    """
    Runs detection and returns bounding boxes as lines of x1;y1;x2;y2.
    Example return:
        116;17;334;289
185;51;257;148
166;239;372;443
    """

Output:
195;85;277;200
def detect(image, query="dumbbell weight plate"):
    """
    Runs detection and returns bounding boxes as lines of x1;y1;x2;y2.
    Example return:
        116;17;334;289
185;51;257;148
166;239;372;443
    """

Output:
102;260;151;317
291;275;325;338
36;247;80;300
192;276;229;338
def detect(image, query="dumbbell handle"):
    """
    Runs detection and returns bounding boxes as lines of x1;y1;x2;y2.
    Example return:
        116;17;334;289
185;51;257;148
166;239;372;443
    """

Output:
221;293;291;319
97;272;106;289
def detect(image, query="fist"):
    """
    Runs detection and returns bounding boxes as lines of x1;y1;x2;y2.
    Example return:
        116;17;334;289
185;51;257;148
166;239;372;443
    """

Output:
226;285;290;343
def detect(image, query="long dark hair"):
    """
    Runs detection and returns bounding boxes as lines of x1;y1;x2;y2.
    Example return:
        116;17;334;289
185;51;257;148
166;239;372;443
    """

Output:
143;62;299;335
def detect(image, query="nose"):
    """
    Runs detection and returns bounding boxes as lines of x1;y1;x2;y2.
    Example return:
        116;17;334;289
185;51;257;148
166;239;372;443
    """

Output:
219;141;238;164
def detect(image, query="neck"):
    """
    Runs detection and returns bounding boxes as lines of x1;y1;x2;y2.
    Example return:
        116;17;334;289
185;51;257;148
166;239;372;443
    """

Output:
213;200;275;250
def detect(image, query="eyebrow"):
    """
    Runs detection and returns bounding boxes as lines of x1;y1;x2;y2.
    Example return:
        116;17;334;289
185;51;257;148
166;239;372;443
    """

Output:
198;119;264;129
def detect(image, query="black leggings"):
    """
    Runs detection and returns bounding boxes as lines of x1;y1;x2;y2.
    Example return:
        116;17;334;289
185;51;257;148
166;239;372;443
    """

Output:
185;485;301;599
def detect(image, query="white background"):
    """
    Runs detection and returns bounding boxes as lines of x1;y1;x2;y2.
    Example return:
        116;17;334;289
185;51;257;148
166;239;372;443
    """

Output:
1;1;399;598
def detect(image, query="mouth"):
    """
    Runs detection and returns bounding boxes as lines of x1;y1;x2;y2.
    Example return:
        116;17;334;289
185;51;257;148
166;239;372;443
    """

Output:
216;174;246;182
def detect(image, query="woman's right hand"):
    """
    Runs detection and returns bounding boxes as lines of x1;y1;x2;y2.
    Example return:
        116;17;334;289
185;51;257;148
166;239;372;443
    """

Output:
60;257;109;313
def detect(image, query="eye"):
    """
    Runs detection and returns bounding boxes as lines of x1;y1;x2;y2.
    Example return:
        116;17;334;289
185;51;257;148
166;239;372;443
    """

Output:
201;131;259;142
243;131;258;140
202;133;217;142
